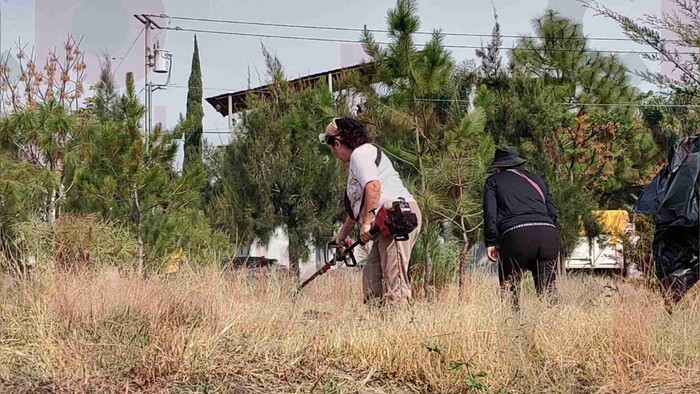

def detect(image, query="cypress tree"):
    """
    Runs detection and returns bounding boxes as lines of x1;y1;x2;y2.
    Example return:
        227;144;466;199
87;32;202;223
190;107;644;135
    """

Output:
183;35;203;170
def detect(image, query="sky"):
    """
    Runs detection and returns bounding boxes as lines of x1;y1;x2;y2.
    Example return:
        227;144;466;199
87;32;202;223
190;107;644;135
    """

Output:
0;0;666;169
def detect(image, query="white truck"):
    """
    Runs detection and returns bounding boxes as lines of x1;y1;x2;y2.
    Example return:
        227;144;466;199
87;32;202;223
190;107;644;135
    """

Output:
564;210;638;276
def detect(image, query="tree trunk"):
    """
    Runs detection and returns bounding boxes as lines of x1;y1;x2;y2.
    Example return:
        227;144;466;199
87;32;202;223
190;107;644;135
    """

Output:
457;182;467;298
133;184;144;276
136;220;144;277
56;161;65;220
414;112;433;301
288;241;300;280
57;183;65;219
424;240;434;302
46;162;56;224
46;160;65;224
287;228;303;280
458;236;469;300
559;250;566;277
46;189;56;224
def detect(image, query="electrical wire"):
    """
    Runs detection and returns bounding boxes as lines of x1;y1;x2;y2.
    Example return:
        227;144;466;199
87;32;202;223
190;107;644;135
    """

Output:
146;16;700;124
167;84;239;92
164;26;694;56
159;83;700;108
160;84;700;109
555;102;700;108
414;98;700;107
114;26;145;75
145;13;684;44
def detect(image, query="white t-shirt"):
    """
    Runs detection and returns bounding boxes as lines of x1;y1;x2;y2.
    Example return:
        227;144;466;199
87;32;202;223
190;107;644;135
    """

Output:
347;143;415;223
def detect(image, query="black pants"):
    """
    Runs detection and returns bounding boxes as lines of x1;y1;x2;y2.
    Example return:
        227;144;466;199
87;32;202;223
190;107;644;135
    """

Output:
498;225;560;308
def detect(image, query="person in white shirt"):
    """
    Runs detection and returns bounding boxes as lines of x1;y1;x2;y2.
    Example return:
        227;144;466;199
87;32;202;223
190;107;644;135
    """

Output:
320;117;422;306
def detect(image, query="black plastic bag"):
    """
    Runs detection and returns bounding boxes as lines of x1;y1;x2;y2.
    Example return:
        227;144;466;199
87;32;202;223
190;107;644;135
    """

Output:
652;226;699;304
635;135;700;304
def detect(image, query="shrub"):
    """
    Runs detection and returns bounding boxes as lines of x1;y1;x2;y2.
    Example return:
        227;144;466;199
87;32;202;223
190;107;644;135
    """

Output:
9;214;135;273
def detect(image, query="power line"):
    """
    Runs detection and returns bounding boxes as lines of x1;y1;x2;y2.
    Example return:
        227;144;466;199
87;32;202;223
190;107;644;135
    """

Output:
167;83;238;92
166;26;367;44
157;83;700;107
164;26;693;56
146;13;681;44
557;102;700;108
114;26;145;75
159;87;700;109
416;98;700;107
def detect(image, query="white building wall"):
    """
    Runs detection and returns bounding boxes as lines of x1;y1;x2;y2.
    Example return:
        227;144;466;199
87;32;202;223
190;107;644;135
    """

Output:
249;225;373;277
248;226;326;277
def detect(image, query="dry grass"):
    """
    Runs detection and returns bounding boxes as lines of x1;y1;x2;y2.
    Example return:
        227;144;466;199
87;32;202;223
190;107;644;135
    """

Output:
0;267;699;394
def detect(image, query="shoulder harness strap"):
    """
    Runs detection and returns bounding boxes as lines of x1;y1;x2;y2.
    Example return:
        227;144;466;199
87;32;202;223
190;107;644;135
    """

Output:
344;144;383;221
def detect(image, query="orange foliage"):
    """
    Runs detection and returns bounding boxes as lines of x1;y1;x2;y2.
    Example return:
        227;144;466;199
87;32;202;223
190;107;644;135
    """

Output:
545;114;642;193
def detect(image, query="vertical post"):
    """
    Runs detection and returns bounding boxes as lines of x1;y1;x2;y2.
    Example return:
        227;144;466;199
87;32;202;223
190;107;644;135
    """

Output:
327;72;332;94
228;94;233;133
144;20;151;153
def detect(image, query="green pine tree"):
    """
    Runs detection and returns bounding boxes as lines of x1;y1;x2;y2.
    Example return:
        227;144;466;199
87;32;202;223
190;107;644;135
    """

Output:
357;0;456;300
426;108;494;294
7;102;81;223
0;154;56;261
208;47;345;278
71;72;206;274
473;10;659;254
183;35;204;171
86;53;119;122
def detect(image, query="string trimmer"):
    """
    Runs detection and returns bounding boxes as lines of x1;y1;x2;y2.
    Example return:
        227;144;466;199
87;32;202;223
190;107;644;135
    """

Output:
295;231;375;295
295;198;419;295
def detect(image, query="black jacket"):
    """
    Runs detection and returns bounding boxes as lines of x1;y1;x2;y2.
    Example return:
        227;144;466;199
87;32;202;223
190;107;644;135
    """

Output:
482;167;558;247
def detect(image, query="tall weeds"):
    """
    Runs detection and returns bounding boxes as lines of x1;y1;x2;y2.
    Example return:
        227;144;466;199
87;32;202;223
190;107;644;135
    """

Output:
0;266;698;393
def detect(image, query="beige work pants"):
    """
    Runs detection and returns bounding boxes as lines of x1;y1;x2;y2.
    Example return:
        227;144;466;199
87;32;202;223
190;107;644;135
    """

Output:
362;201;422;306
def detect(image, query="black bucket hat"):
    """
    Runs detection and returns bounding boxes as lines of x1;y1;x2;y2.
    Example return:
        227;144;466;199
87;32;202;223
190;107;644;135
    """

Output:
489;146;526;170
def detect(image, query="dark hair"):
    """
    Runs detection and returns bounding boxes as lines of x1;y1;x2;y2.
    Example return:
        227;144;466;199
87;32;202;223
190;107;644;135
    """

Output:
335;117;370;149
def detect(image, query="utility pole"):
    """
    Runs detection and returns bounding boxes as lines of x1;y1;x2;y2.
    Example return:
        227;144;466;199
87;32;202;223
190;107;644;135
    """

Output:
144;19;151;151
134;14;164;153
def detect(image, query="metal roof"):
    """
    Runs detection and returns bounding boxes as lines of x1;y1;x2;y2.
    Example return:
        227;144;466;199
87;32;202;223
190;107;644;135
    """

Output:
205;61;377;117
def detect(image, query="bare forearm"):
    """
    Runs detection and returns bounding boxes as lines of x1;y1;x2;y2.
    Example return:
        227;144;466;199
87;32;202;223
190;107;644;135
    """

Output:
360;180;381;225
337;217;355;241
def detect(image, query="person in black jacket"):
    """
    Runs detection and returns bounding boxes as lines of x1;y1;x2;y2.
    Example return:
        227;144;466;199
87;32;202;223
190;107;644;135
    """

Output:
482;147;559;309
